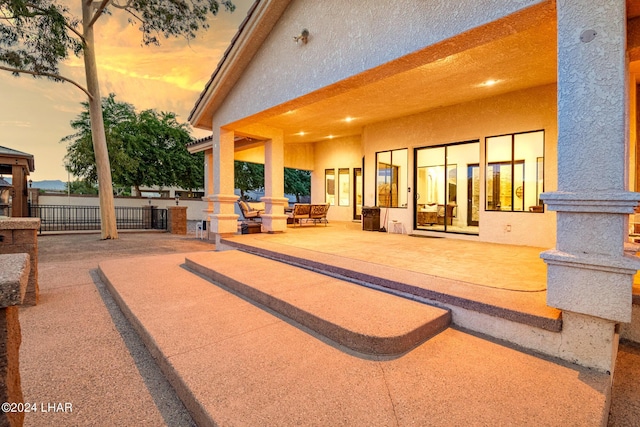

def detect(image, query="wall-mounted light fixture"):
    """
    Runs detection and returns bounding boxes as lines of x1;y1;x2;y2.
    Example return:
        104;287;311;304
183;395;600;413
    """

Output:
294;29;309;44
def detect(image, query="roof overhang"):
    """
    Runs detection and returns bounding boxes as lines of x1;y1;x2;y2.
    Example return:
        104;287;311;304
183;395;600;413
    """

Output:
189;0;292;130
191;1;640;146
0;146;35;174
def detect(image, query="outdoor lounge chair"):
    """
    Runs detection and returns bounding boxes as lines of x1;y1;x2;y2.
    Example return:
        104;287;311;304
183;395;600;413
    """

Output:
309;203;330;226
290;203;311;227
238;200;263;221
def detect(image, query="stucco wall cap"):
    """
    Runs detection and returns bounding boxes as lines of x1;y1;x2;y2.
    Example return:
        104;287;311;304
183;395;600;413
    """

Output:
540;249;640;274
211;194;240;203
0;217;40;230
540;191;640;213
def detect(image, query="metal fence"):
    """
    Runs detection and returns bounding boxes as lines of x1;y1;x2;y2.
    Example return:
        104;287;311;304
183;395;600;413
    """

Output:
28;204;167;232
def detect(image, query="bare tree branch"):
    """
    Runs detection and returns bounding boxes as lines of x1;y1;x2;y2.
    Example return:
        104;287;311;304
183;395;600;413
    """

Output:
0;65;92;99
110;0;133;10
87;0;111;29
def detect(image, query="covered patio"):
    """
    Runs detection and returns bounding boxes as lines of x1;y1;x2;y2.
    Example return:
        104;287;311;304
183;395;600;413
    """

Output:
189;0;640;372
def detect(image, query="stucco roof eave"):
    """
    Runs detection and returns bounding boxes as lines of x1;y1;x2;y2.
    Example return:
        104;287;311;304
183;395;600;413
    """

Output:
189;0;292;130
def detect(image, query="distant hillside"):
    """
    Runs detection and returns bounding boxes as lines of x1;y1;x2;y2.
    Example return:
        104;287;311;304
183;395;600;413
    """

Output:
34;180;67;190
4;178;66;191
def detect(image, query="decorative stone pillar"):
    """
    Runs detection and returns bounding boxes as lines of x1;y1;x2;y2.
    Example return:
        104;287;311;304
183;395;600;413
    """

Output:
262;130;289;233
540;0;640;372
0;253;29;427
167;206;187;235
0;218;39;306
208;128;238;238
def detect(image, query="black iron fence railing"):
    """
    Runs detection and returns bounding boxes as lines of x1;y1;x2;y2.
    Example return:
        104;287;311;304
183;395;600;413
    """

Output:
28;204;167;232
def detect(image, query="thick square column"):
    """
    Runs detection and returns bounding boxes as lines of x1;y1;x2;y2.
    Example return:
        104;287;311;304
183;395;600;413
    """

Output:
541;0;640;372
208;129;238;237
202;148;214;238
262;130;289;233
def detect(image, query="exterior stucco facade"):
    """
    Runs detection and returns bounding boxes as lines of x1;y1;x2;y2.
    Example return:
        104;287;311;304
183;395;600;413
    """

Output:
190;0;640;373
209;0;547;132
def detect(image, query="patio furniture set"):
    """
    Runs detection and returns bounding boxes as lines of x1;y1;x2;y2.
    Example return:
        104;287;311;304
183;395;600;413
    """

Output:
238;201;330;228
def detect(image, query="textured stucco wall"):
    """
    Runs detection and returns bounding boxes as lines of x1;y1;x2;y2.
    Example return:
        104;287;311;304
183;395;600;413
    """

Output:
312;135;362;222
212;0;545;129
557;1;627;192
363;84;557;247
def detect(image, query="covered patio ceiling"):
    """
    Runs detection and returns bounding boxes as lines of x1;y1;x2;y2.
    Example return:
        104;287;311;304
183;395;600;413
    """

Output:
224;1;640;148
230;4;558;146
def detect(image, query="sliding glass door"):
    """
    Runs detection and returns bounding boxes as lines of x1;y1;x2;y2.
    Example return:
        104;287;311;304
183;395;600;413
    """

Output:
415;141;479;234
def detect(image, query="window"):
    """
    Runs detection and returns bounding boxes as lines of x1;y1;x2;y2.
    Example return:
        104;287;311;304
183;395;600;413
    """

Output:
485;130;544;212
376;149;408;208
325;169;335;205
338;168;350;206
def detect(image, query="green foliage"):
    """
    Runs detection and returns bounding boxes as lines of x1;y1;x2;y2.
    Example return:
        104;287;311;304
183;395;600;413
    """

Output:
284;168;311;202
0;0;234;78
233;162;311;202
234;161;263;200
62;94;203;194
0;0;82;78
65;179;98;195
122;0;235;46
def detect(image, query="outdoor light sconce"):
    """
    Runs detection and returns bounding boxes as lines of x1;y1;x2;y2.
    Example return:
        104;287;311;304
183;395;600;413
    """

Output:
294;29;309;44
175;196;180;206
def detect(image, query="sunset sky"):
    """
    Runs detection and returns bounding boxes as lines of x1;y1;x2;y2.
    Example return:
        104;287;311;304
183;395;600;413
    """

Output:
0;0;254;182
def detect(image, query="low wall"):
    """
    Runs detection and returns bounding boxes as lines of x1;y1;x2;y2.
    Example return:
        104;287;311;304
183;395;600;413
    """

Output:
38;194;208;221
0;253;29;427
0;218;39;306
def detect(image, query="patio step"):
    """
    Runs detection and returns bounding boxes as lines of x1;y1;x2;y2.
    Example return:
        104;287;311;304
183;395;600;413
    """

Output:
221;237;562;333
98;252;611;426
184;250;451;355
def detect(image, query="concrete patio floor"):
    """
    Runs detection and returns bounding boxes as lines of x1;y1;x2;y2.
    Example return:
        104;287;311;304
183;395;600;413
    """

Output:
245;221;548;292
15;228;640;425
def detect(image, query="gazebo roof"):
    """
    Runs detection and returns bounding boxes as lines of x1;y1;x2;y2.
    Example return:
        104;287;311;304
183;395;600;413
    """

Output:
0;145;35;173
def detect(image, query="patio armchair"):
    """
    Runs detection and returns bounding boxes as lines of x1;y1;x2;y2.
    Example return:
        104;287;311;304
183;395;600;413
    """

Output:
290;203;311;227
309;203;330;226
238;200;263;222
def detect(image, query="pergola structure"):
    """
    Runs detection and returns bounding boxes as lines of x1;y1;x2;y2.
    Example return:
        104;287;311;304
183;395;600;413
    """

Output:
0;146;35;217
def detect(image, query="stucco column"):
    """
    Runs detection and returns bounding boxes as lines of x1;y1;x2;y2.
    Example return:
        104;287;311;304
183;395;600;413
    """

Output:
261;129;289;232
208;128;238;237
202;148;215;237
540;0;640;372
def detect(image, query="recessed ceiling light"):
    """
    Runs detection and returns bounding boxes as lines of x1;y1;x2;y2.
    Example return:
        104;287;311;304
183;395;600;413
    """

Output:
344;116;354;123
327;135;334;139
297;131;306;136
479;79;500;87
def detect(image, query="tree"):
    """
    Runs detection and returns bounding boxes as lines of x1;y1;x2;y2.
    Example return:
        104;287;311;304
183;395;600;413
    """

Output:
233;163;311;202
63;94;203;195
234;161;263;201
65;179;98;195
1;0;234;239
284;168;311;202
